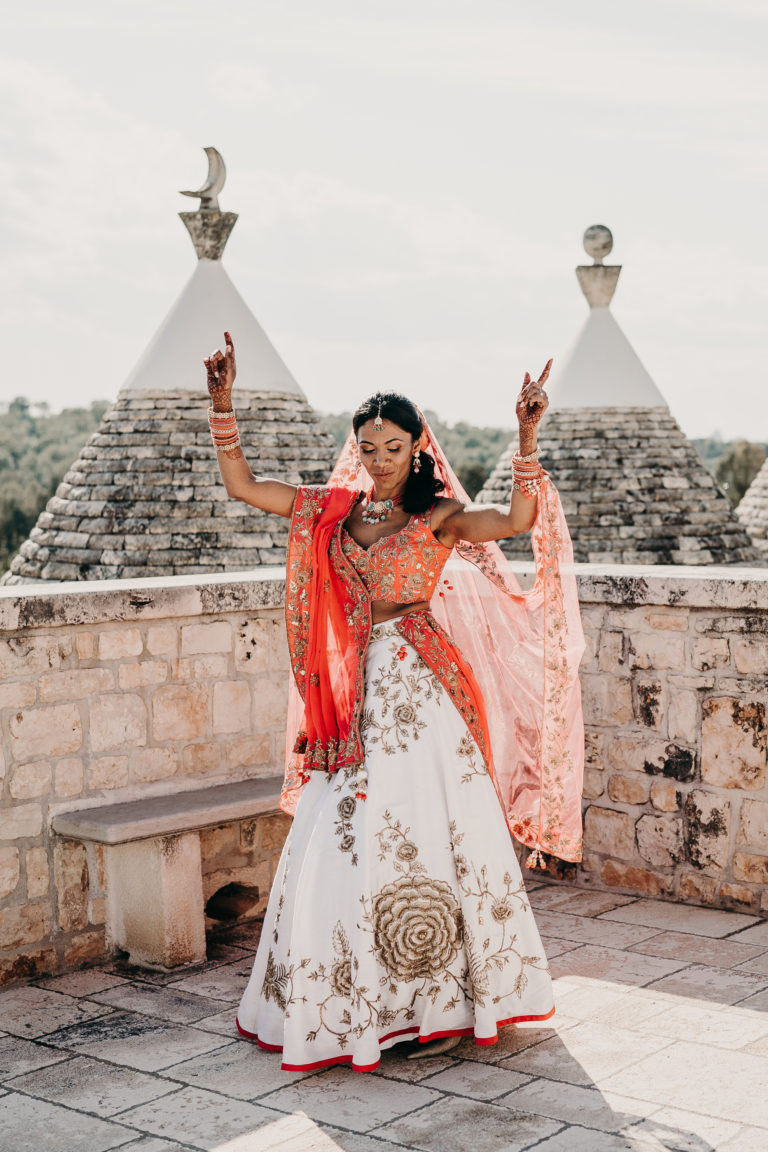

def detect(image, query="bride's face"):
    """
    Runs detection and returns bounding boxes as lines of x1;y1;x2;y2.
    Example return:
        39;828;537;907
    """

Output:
356;418;415;488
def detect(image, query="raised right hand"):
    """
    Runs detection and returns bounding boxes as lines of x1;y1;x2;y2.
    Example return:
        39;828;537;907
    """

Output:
204;330;236;410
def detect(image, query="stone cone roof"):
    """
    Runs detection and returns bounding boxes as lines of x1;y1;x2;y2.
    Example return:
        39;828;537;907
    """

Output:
737;458;768;560
2;390;337;583
478;407;758;564
476;225;758;566
2;149;339;584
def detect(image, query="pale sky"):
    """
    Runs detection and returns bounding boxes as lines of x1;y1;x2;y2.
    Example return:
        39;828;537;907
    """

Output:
2;0;767;439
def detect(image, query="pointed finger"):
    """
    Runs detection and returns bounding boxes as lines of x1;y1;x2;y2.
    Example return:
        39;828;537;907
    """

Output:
538;358;553;387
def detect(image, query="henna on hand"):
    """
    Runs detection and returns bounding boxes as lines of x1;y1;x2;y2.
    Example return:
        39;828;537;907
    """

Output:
204;330;237;411
516;358;551;438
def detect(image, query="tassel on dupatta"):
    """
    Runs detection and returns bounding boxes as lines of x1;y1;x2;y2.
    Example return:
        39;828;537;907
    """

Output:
281;419;585;865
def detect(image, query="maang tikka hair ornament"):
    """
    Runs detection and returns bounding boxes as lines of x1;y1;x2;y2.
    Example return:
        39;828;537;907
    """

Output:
373;396;384;431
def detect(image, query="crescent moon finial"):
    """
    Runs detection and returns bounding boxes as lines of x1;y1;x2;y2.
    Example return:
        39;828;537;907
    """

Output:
180;146;227;211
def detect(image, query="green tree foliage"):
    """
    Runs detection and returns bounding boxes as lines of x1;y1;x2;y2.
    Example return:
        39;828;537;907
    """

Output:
0;398;108;571
318;410;513;498
714;440;767;507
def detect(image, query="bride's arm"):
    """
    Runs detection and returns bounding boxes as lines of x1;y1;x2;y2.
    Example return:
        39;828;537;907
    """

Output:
432;361;551;546
205;332;296;518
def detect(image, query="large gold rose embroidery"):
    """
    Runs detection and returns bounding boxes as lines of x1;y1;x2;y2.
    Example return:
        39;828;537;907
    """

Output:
372;874;462;982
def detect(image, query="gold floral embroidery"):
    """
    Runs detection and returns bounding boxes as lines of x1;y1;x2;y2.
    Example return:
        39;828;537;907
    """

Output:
340;513;450;603
360;637;439;755
305;921;390;1049
397;612;490;768
335;793;359;866
261;950;309;1014
457;733;487;783
448;821;548;1005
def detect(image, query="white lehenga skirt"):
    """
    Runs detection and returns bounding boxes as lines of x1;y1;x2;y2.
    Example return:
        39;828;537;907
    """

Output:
236;618;554;1071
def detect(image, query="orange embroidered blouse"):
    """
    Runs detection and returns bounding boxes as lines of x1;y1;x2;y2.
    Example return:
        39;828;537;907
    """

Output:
340;511;452;603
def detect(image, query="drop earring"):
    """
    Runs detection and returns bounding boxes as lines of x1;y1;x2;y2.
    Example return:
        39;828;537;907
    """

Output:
412;449;421;473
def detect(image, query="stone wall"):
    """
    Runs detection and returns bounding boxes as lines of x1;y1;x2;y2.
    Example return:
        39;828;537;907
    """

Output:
2;564;767;987
0;572;289;985
574;564;768;915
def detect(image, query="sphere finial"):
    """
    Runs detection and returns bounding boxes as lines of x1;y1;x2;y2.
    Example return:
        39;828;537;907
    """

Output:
583;224;613;265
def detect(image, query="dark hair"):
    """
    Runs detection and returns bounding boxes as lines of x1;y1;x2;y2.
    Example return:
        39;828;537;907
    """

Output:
352;392;444;515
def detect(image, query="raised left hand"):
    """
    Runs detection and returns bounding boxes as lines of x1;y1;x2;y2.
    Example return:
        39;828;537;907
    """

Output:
516;358;551;427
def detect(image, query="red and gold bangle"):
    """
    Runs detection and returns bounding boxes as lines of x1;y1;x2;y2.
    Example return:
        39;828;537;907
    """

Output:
208;407;241;451
512;452;543;498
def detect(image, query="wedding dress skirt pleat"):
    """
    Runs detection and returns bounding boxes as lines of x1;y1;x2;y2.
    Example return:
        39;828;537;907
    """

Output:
236;619;554;1072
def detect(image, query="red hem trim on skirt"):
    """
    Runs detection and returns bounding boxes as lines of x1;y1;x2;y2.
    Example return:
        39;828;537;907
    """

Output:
235;1005;555;1073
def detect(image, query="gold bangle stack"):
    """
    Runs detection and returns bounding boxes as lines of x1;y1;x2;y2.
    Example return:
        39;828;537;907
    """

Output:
208;407;241;453
512;451;543;498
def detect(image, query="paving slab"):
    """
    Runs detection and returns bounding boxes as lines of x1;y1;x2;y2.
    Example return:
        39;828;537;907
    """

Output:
43;1010;230;1072
0;984;111;1038
90;982;228;1024
602;1040;768;1127
627;930;767;969
538;935;583;959
159;1039;317;1100
727;922;768;946
116;1140;197;1152
0;1035;71;1080
117;1085;285;1150
735;987;768;1011
534;909;661;948
598;900;760;938
0;1091;135;1152
628;1106;741;1151
451;1016;578;1065
529;887;638;917
644;962;768;1005
499;1021;672;1086
497;1078;656;1132
721;1127;768;1151
34;968;129;996
370;1048;457;1083
260;1064;441;1131
189;1008;239;1037
632;1000;768;1049
8;1053;177;1116
373;1094;563;1152
417;1060;531;1101
168;959;254;1003
735;953;768;976
525;1127;655;1151
549;943;688;986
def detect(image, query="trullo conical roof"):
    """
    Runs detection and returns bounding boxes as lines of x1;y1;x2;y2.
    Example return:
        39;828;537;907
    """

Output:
737;459;768;560
2;148;338;584
476;225;758;565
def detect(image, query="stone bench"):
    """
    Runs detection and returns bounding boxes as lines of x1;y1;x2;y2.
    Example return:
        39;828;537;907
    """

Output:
52;776;284;970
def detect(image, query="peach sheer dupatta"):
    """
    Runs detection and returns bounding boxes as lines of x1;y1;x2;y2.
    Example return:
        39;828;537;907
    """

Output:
281;419;585;865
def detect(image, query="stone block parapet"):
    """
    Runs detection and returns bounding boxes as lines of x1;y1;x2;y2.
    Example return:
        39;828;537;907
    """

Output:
0;571;288;986
2;563;768;987
563;561;768;916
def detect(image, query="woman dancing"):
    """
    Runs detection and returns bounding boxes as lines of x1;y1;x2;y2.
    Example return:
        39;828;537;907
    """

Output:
204;331;584;1072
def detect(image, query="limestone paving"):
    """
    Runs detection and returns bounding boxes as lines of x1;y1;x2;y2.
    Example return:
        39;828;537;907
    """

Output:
0;888;767;1151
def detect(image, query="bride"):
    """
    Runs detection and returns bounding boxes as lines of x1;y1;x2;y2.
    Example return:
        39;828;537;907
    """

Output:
204;331;584;1071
